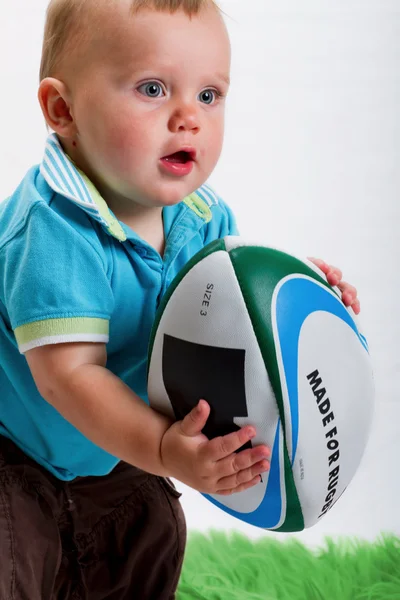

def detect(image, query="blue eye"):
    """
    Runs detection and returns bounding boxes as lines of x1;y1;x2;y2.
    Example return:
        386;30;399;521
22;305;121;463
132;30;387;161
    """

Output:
199;89;217;105
138;82;164;98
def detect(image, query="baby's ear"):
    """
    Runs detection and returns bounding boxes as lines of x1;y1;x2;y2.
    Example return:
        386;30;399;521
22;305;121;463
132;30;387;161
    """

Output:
38;78;76;138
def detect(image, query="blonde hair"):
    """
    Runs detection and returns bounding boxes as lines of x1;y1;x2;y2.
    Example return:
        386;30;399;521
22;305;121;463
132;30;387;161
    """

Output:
39;0;220;81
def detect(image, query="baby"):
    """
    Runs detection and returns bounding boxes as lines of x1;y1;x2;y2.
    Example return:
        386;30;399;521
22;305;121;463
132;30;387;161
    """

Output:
0;0;360;598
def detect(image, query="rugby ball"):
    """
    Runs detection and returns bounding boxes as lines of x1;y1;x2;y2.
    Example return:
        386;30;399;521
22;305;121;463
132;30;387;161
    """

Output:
147;237;374;531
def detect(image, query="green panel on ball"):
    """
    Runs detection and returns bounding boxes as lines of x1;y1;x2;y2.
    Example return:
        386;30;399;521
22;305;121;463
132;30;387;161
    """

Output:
147;238;227;375
228;246;329;532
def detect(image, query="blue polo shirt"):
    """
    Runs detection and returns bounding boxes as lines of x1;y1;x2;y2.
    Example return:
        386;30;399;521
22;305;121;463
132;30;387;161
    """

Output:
0;133;238;480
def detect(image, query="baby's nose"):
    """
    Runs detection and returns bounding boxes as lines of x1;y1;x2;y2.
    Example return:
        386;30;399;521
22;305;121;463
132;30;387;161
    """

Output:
168;105;200;133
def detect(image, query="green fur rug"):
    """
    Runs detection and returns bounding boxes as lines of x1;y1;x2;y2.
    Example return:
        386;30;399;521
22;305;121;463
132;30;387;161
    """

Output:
177;531;400;599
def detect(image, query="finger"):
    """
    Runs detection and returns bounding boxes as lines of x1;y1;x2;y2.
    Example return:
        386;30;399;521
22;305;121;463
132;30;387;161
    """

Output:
217;474;264;496
336;282;358;308
343;295;361;313
326;266;343;286
179;400;210;437
342;291;355;307
216;445;270;479
216;459;270;492
337;281;357;297
201;426;257;462
308;258;342;284
308;257;326;271
351;298;361;314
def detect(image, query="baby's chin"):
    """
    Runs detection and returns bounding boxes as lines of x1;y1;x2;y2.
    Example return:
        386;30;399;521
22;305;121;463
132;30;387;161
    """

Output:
142;180;205;208
101;178;201;211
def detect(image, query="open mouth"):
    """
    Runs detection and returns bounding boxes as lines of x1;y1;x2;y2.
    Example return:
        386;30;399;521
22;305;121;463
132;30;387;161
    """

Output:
162;151;195;164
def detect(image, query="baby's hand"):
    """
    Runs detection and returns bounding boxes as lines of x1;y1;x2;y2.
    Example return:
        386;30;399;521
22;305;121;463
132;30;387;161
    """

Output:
308;257;360;315
160;400;270;495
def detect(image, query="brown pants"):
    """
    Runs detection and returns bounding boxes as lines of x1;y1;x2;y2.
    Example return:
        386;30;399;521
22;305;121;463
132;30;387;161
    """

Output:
0;436;187;600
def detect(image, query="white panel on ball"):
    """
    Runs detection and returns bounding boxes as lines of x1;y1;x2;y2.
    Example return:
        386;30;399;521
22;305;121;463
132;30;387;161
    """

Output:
147;250;283;516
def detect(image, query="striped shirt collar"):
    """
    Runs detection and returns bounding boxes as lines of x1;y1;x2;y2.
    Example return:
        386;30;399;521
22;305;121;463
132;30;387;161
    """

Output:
40;133;219;241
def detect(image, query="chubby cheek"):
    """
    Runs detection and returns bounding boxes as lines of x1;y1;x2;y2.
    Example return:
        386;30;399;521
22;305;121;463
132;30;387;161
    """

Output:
99;121;151;175
79;101;151;175
201;118;225;175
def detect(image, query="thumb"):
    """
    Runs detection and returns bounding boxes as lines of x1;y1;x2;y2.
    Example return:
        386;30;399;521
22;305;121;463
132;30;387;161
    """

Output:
180;400;210;437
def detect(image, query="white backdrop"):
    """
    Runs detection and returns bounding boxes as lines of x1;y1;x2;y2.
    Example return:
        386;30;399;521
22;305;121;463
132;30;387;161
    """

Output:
1;0;399;547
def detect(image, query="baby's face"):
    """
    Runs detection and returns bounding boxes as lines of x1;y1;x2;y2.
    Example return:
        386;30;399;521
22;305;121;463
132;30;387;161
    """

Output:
66;3;231;209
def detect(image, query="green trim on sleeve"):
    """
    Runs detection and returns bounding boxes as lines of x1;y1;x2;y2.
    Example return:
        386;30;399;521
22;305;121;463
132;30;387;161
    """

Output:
15;317;109;346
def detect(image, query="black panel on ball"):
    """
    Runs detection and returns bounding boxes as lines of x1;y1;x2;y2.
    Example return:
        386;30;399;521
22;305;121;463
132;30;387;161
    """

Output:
162;334;252;452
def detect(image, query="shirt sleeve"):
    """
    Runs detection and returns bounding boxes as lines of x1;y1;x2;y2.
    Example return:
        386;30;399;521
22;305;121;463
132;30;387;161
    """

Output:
1;202;114;354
